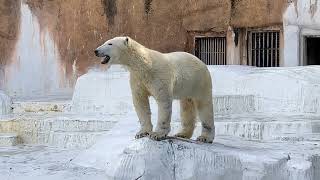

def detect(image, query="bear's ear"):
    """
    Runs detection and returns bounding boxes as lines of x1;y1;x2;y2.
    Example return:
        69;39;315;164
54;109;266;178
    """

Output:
124;37;129;46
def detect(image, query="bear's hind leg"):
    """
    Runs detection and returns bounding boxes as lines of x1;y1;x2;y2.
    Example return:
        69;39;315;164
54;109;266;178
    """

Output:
195;98;215;143
174;98;196;139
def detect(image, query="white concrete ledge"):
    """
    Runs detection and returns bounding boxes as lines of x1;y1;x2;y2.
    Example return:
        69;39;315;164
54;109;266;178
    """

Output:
0;133;20;146
12;101;71;113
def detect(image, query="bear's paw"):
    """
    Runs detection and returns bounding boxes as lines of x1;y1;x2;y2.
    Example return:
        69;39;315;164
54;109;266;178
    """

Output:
135;130;151;139
196;136;213;143
149;131;168;141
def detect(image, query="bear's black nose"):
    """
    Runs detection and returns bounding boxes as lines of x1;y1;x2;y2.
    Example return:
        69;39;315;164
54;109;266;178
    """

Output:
94;50;99;56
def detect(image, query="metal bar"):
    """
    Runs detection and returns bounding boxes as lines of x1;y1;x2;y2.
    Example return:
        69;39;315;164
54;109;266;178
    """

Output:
204;38;206;64
208;38;210;65
215;38;218;65
218;38;220;65
201;38;204;63
219;38;221;65
209;38;211;65
251;33;254;66
262;32;265;67
217;38;219;65
222;38;224;65
253;33;256;66
211;38;213;65
254;33;256;66
259;33;262;67
276;32;279;66
259;32;262;67
267;32;269;67
223;38;225;65
200;38;202;62
205;38;207;64
210;38;213;65
202;38;207;64
212;38;214;65
206;38;210;64
256;33;260;66
271;32;274;67
198;38;201;61
198;38;200;61
220;38;222;65
213;38;217;65
216;38;218;65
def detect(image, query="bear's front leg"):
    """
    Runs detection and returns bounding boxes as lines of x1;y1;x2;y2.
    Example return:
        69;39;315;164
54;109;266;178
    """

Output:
149;99;172;141
132;91;153;139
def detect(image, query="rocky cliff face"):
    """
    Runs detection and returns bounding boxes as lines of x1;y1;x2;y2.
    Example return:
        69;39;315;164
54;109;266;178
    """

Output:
25;0;288;75
0;0;20;66
0;0;288;98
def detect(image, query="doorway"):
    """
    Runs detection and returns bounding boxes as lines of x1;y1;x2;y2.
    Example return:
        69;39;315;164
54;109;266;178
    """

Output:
306;37;320;65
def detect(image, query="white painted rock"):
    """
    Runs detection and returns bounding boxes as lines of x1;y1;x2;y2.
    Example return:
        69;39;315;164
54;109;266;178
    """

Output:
71;66;132;115
72;65;320;115
74;136;320;180
210;65;320;114
0;91;12;115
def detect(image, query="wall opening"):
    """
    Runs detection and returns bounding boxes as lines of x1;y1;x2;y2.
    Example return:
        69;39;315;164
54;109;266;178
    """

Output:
248;31;280;67
306;37;320;65
194;37;226;65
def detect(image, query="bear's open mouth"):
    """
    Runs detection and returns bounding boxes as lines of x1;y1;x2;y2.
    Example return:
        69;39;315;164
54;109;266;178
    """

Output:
101;55;110;64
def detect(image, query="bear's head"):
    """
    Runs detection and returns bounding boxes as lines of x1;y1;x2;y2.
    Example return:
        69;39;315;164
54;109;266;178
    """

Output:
94;36;129;65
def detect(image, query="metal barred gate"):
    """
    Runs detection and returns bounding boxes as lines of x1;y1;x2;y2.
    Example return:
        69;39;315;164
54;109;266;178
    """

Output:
194;37;227;65
248;31;280;67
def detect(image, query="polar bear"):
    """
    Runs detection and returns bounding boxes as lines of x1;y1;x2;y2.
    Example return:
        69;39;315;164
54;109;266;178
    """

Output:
94;37;214;143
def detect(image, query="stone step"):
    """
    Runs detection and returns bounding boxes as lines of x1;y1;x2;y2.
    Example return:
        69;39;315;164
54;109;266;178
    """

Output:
214;95;255;115
12;101;71;113
0;114;117;148
34;116;117;132
273;133;320;142
2;112;320;147
171;114;320;141
46;131;108;149
0;133;20;146
214;119;320;141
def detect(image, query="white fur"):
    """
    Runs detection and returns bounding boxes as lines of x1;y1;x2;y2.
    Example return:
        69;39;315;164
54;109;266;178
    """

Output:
95;37;215;143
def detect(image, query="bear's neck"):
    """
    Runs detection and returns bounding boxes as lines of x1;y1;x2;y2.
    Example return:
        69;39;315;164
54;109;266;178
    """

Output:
125;45;152;74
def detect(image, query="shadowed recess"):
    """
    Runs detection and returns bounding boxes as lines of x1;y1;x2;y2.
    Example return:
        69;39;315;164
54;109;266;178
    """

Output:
102;0;117;25
144;0;153;14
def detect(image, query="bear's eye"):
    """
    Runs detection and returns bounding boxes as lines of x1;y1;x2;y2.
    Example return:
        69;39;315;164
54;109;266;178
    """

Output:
108;43;113;45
